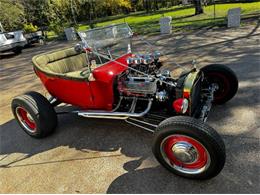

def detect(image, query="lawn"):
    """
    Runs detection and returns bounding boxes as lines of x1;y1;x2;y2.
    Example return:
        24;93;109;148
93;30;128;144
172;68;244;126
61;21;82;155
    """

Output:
49;2;260;38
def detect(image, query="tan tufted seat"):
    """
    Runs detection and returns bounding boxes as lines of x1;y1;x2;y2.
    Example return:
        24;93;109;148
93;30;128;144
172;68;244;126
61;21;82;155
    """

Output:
32;47;91;80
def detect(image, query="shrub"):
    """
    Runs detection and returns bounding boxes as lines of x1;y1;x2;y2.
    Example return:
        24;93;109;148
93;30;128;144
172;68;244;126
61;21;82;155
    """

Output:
23;23;38;33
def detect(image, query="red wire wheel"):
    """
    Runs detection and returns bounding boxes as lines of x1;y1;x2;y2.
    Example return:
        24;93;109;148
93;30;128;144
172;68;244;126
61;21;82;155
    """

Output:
160;134;210;174
15;106;37;133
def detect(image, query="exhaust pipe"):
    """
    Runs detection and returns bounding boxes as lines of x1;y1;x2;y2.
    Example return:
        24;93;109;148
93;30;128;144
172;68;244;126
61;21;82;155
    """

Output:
75;99;153;120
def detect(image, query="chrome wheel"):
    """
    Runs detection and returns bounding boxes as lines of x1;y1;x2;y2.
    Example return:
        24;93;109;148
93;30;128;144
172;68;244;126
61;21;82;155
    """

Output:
15;106;36;133
160;134;211;174
171;141;198;164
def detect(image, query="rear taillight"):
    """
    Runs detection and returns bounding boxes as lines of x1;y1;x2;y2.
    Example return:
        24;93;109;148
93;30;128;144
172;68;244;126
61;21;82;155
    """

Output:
173;98;189;114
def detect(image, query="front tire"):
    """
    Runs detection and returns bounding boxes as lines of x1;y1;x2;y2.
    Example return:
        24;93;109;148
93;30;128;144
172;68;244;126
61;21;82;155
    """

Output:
11;91;57;138
201;64;238;104
152;116;225;179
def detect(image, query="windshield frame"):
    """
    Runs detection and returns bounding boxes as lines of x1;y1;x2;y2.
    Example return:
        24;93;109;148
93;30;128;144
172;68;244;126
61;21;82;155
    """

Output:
77;23;134;69
77;23;133;52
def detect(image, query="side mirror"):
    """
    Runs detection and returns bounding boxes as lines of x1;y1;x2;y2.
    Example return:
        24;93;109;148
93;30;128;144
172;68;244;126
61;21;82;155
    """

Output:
74;43;84;53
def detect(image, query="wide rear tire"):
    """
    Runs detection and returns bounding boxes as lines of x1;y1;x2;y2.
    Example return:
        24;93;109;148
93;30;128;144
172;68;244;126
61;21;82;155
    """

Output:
152;116;225;179
201;64;238;104
11;91;57;138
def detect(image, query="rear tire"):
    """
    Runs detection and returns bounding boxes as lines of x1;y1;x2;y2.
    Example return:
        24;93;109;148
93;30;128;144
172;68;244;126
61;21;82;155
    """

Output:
11;91;57;138
152;116;225;179
201;64;238;104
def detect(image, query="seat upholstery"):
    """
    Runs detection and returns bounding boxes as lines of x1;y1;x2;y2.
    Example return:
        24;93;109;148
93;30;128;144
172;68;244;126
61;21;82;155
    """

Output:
32;47;91;80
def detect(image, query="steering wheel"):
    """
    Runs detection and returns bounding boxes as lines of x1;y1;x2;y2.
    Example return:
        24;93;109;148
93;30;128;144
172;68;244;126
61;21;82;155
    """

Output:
80;69;90;77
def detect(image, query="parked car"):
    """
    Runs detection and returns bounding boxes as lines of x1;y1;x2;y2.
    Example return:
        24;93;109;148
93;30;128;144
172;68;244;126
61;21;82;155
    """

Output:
24;31;45;45
11;23;238;180
0;30;27;54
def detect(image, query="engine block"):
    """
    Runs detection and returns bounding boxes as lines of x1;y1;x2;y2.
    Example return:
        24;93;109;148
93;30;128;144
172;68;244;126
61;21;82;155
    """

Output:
117;52;164;96
118;76;157;96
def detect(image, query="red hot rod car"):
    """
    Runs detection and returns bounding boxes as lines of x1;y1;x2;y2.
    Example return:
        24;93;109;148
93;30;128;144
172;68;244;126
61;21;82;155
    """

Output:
11;23;238;179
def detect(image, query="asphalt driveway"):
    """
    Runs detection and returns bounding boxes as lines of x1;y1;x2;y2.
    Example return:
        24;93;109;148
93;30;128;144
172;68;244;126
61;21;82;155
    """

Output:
0;21;259;193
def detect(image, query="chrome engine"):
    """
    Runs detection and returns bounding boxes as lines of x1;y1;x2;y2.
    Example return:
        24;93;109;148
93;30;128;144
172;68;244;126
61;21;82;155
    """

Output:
117;52;163;97
118;75;157;96
126;51;162;75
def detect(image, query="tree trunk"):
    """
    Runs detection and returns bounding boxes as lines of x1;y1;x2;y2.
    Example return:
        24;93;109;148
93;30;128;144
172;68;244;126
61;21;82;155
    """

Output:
144;0;149;13
154;0;159;11
193;0;204;15
171;0;175;6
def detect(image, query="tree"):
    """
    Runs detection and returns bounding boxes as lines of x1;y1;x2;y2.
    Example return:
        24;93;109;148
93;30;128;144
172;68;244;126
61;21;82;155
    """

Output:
154;0;159;11
22;0;50;27
95;0;132;16
47;0;72;35
193;0;204;15
0;0;25;31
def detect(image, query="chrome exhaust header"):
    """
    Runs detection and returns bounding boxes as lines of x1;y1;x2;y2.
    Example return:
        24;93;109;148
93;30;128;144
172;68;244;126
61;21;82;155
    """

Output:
75;99;153;120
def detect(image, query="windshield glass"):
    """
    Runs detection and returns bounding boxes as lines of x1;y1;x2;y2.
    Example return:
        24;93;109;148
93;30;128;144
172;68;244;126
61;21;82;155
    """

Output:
78;23;133;59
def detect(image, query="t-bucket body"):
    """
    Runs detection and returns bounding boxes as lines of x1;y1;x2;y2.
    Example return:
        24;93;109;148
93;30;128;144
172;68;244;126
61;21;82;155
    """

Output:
34;53;130;110
33;24;133;110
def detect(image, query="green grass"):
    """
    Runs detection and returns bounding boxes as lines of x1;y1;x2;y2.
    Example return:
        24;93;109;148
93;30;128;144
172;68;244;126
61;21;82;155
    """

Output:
49;2;260;39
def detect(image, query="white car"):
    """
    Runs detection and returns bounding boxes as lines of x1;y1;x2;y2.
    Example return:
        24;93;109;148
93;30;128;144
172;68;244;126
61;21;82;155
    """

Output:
0;30;27;54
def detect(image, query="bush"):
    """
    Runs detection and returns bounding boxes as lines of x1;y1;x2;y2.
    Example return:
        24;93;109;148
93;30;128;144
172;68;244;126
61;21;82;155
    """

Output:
48;21;79;39
48;22;64;36
23;23;38;33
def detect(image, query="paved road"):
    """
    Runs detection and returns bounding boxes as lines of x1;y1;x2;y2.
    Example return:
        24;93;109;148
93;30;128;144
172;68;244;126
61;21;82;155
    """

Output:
0;22;259;193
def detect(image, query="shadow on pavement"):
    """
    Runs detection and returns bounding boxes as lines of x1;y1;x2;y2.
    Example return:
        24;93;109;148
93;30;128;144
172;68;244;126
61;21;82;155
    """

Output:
0;112;259;193
0;115;152;166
